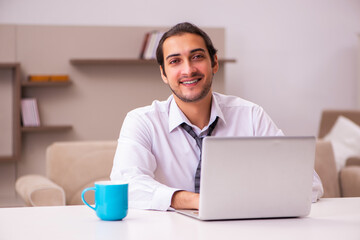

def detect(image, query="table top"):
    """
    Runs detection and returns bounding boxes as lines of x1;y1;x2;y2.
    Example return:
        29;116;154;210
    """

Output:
1;197;360;240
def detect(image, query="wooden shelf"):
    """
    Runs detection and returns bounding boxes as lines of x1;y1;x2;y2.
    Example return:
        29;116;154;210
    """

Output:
21;81;72;87
0;156;16;162
70;58;236;65
70;58;156;65
0;63;73;161
21;125;72;133
20;81;73;135
0;62;20;68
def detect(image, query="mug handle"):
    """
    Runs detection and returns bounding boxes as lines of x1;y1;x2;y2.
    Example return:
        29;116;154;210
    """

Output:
81;187;96;210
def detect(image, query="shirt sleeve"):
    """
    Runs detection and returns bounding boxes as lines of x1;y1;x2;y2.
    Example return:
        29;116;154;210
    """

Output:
311;170;324;202
252;105;324;202
252;106;284;136
110;111;179;211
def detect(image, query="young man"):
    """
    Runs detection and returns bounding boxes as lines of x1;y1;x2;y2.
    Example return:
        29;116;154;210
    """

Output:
110;22;323;211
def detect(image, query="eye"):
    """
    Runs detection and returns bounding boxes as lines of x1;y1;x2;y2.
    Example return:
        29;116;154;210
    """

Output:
193;54;204;60
169;58;180;65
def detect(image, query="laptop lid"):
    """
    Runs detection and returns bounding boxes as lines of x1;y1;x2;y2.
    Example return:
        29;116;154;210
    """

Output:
194;136;315;220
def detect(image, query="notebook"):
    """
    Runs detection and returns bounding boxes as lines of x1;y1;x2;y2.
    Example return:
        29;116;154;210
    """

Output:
176;136;316;220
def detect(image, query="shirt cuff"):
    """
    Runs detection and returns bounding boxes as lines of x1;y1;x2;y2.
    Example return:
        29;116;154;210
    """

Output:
151;185;180;211
312;170;324;203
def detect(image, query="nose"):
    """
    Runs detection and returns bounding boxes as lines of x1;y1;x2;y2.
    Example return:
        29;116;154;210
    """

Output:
181;60;196;76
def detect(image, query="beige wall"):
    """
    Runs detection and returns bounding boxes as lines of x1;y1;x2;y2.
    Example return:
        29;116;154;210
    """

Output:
1;0;359;205
0;24;227;201
1;0;359;135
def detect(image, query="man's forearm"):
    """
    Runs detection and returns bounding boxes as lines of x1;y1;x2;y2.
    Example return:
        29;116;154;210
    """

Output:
171;190;199;210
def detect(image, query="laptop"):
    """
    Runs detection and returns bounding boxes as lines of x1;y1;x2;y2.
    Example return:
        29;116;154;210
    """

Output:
176;136;316;220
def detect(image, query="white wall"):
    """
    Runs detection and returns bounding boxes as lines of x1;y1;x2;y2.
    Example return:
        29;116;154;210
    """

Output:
0;0;359;135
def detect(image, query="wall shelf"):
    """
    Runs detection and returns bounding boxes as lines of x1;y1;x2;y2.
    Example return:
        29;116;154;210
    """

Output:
0;63;20;68
0;62;73;161
21;79;73;135
70;58;236;65
21;81;72;87
21;125;72;133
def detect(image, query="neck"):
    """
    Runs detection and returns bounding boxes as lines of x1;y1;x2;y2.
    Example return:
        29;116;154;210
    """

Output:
175;92;212;129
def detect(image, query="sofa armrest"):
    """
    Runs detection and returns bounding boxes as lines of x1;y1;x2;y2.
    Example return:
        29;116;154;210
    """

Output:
340;166;360;197
15;175;66;206
314;140;341;197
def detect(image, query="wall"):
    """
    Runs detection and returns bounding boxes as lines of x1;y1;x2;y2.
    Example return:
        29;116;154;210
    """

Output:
0;0;359;203
0;25;226;204
1;0;359;135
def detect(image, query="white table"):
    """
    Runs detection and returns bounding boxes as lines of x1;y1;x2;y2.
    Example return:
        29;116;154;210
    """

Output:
1;198;359;240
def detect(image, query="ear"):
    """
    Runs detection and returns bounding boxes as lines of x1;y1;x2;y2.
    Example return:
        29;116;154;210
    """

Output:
160;65;168;84
212;54;219;74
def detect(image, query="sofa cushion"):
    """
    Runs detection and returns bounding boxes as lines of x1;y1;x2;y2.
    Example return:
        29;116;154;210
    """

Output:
69;177;109;205
323;116;360;171
314;141;340;197
46;141;117;205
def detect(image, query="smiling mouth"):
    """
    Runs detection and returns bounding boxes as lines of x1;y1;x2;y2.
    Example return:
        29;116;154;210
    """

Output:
181;77;202;85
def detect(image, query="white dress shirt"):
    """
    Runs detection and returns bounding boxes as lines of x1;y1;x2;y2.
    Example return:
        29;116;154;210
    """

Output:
110;92;324;210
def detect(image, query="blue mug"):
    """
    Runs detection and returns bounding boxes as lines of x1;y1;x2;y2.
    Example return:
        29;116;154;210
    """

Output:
81;181;128;221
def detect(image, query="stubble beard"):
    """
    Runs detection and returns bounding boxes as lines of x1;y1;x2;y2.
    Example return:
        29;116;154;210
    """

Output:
170;75;213;103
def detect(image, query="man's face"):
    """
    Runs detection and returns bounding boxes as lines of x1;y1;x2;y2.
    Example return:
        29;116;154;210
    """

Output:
160;33;218;103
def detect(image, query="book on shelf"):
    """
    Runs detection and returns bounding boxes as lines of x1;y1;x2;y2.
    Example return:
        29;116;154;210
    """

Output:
139;31;164;60
29;75;70;82
139;32;150;59
21;98;41;127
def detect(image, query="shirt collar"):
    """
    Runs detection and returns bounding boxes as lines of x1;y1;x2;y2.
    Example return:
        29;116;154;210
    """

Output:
168;93;226;133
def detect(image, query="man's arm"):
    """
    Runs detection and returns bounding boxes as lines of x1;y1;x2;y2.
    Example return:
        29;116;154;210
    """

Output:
171;191;199;210
111;111;179;211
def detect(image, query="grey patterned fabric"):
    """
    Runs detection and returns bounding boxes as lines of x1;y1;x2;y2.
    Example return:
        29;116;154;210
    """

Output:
181;117;219;193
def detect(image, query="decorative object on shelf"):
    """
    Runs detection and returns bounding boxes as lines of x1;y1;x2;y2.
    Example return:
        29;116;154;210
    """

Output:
28;75;50;82
20;98;41;127
29;75;70;83
50;75;69;82
139;31;164;60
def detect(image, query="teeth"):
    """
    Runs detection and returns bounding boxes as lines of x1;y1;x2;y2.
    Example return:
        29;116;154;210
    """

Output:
183;79;199;84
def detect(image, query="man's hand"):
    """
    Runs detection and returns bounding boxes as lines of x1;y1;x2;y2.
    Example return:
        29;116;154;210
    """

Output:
171;191;199;210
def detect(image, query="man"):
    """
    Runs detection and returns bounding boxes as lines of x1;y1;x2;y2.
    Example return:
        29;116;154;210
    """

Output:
110;22;323;211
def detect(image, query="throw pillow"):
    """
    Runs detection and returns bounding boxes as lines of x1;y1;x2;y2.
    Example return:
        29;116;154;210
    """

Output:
323;116;360;171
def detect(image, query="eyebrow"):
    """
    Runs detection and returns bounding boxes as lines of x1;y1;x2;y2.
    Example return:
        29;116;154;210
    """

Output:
165;48;206;60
